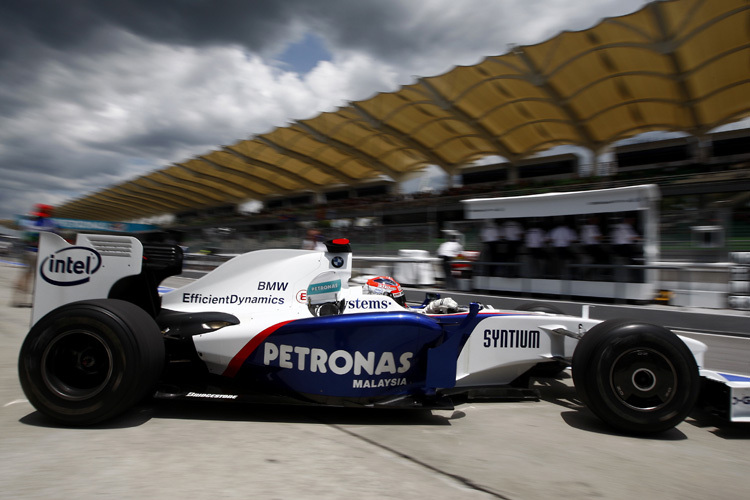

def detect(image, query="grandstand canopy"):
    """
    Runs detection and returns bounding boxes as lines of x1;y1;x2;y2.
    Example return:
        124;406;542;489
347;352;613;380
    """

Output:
56;0;750;221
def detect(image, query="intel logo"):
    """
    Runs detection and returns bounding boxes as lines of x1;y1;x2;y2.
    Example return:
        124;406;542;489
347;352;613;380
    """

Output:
40;247;102;287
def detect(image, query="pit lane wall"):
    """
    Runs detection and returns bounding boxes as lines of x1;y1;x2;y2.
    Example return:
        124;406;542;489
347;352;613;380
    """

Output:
729;252;750;310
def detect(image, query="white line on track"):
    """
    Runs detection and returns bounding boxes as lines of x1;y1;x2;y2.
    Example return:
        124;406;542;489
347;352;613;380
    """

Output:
674;329;750;341
3;399;29;407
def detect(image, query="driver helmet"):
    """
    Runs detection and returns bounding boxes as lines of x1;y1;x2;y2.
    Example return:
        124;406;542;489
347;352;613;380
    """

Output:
363;276;406;307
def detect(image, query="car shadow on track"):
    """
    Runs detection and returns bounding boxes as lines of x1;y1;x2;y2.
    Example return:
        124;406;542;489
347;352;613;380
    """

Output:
19;407;155;430
533;371;750;440
684;408;750;440
532;373;690;440
149;399;457;426
19;399;458;430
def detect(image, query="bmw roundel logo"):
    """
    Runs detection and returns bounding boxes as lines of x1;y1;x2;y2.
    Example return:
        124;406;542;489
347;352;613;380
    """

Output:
332;256;344;268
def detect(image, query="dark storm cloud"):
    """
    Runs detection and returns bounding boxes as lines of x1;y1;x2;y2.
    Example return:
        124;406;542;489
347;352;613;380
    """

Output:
0;0;424;67
89;123;225;160
0;0;301;218
0;0;654;220
0;0;651;77
0;133;123;180
0;0;296;54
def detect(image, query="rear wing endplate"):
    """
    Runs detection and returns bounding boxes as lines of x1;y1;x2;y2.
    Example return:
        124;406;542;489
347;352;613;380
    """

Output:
32;232;143;326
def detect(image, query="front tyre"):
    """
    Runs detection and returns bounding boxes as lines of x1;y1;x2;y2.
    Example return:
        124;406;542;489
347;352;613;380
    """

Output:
19;299;164;426
572;319;699;434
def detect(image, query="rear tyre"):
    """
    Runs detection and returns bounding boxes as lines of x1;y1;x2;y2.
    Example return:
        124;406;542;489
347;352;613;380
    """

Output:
18;299;164;425
572;319;699;434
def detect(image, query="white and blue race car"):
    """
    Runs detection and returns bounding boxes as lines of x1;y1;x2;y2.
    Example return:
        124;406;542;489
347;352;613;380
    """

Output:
18;232;750;434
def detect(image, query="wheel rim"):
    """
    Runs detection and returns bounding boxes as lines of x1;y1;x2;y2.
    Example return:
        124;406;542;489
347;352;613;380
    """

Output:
609;348;677;412
41;330;114;401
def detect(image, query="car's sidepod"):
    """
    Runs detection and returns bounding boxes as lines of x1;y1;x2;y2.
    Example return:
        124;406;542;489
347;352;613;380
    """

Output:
234;311;448;400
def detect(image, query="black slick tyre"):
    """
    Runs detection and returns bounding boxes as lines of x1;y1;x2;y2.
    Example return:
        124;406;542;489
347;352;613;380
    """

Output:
572;319;700;434
18;299;164;426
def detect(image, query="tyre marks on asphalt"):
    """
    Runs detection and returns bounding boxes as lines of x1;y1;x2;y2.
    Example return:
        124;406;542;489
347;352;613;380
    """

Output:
326;421;510;499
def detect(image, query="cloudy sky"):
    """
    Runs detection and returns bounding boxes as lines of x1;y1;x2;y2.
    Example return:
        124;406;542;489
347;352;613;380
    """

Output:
0;0;661;220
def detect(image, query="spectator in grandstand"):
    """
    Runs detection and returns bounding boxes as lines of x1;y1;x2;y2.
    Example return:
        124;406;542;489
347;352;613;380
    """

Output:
549;217;578;278
12;204;58;307
524;219;548;278
502;219;524;278
437;234;464;290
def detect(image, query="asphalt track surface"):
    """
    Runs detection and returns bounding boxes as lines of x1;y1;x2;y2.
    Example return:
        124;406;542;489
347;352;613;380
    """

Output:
2;262;750;499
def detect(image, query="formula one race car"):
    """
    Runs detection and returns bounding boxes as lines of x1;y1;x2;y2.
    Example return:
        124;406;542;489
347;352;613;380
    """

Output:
18;233;750;434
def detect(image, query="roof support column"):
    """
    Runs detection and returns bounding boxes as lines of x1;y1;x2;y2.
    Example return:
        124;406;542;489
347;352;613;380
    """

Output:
592;145;615;177
507;163;519;185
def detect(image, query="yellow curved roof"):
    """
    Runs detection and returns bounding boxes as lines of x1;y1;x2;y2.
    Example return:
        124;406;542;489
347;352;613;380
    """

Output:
56;0;750;221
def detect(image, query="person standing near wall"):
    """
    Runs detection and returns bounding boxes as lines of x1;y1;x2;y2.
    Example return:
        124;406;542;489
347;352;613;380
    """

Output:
302;229;326;251
580;215;605;279
502;219;524;277
611;216;641;265
437;234;464;290
12;204;58;307
524;219;548;278
479;220;500;276
611;216;642;282
549;217;577;278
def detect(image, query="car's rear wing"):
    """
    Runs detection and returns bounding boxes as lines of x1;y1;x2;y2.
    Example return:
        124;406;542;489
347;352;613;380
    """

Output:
31;232;185;326
32;233;144;326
